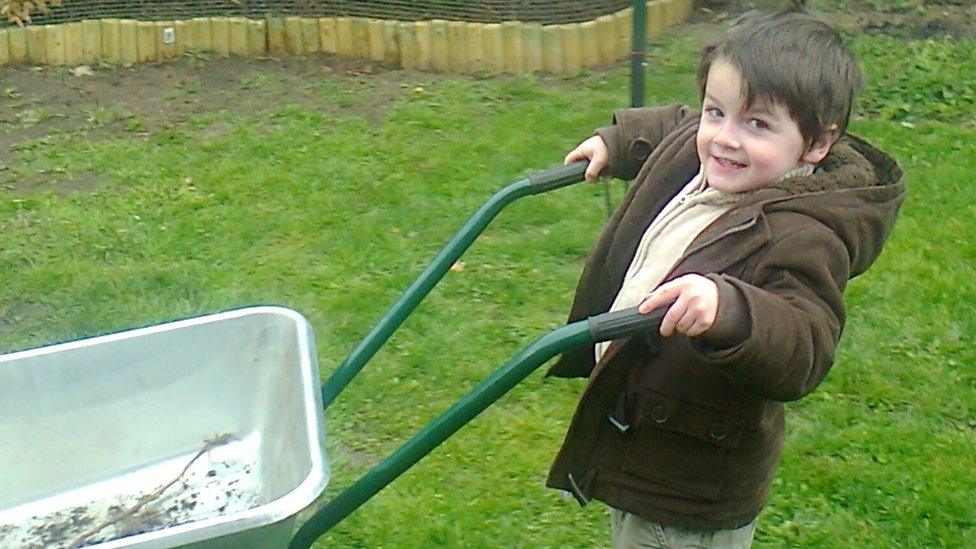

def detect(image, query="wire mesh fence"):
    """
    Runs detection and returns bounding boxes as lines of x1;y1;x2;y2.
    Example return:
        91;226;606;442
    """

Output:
5;0;633;27
0;0;705;75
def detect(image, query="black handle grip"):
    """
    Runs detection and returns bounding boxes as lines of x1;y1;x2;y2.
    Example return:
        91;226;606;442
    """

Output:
587;305;668;343
526;161;589;194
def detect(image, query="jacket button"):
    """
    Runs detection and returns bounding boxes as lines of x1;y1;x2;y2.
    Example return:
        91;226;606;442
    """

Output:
651;405;669;423
710;422;727;441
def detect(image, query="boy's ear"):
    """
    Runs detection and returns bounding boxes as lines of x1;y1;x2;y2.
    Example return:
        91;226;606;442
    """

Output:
802;124;839;164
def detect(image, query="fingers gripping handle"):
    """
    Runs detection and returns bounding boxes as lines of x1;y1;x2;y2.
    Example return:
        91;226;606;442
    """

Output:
587;306;668;343
527;161;589;194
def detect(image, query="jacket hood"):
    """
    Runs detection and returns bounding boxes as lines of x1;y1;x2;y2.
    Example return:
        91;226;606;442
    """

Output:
744;133;906;278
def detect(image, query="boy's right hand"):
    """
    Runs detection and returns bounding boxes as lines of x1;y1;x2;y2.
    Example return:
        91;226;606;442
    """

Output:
564;135;609;182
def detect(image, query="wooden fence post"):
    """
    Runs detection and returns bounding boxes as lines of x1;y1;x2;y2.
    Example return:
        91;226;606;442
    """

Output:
119;20;138;64
352;17;370;58
448;21;468;72
190;17;213;53
302;18;319;54
647;1;666;40
157;21;178;60
284;16;303;55
267;17;286;54
382;19;399;64
63;22;83;65
398;22;417;69
229;17;249;56
319;18;337;54
542;24;563;74
335;17;353;57
8;27;28;64
45;24;65;65
248;19;266;56
136;21;155;63
27;25;46;64
368;18;386;62
430;20;449;71
414;21;432;70
615;8;633;61
501;21;523;74
0;29;8;65
595;15;616;65
212;17;231;56
561;24;582;74
482;23;503;74
522;22;543;73
174;20;188;56
465;23;484;73
580;20;599;68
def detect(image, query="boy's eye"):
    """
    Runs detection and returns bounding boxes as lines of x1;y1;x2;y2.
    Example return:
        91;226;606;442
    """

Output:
749;118;770;130
706;107;723;118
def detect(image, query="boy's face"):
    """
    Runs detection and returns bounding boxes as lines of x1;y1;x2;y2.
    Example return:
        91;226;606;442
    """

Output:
697;58;829;193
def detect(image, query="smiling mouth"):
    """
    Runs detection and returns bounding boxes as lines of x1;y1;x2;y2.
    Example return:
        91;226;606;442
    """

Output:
712;155;747;169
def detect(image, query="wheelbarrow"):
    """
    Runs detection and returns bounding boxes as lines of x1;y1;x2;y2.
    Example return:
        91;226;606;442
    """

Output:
0;161;667;548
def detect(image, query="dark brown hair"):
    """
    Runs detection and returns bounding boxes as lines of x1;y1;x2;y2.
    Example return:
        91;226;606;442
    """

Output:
696;1;863;143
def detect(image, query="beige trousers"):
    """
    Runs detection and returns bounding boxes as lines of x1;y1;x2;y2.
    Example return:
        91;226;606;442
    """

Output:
610;509;757;549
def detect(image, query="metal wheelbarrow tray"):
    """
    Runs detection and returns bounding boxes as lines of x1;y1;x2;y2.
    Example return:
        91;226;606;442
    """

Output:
0;307;328;548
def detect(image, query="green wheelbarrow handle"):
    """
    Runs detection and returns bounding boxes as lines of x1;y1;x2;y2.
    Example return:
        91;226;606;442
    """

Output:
320;161;590;409
291;305;667;548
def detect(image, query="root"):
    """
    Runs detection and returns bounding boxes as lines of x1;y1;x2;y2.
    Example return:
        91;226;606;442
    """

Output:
70;433;234;548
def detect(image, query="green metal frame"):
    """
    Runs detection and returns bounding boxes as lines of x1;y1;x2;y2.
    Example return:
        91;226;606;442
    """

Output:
320;161;590;409
292;321;592;548
293;160;666;547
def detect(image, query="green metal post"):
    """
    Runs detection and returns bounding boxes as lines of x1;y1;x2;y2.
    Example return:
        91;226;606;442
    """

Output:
291;321;593;548
631;0;647;108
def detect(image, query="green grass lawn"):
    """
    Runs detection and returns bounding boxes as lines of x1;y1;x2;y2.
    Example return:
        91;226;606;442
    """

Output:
1;26;973;547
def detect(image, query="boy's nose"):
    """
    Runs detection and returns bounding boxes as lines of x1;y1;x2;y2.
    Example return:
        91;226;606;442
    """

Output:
713;122;741;150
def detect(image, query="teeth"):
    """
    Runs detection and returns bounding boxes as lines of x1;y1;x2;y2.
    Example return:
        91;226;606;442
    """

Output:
715;156;745;168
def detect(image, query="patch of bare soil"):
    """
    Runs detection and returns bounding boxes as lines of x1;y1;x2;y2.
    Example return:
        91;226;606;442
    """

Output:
1;1;971;196
696;0;976;40
0;53;415;194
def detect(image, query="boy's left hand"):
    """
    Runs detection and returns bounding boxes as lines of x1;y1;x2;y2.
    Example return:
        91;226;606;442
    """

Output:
638;274;719;338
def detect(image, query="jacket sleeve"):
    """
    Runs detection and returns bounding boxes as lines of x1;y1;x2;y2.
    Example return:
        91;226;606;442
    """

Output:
695;224;850;401
595;103;693;181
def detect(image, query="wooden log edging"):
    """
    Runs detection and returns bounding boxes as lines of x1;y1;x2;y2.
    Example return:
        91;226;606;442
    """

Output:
0;0;695;74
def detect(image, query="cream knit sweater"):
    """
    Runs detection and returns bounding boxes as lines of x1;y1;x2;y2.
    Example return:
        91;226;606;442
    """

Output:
595;163;815;361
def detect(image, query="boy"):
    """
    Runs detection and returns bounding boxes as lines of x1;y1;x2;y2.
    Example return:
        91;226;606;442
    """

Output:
546;2;905;547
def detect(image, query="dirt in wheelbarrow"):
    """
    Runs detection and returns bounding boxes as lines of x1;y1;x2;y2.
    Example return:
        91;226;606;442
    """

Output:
0;435;261;548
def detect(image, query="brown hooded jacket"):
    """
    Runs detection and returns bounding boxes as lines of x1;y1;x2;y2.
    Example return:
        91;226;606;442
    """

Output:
545;104;905;530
